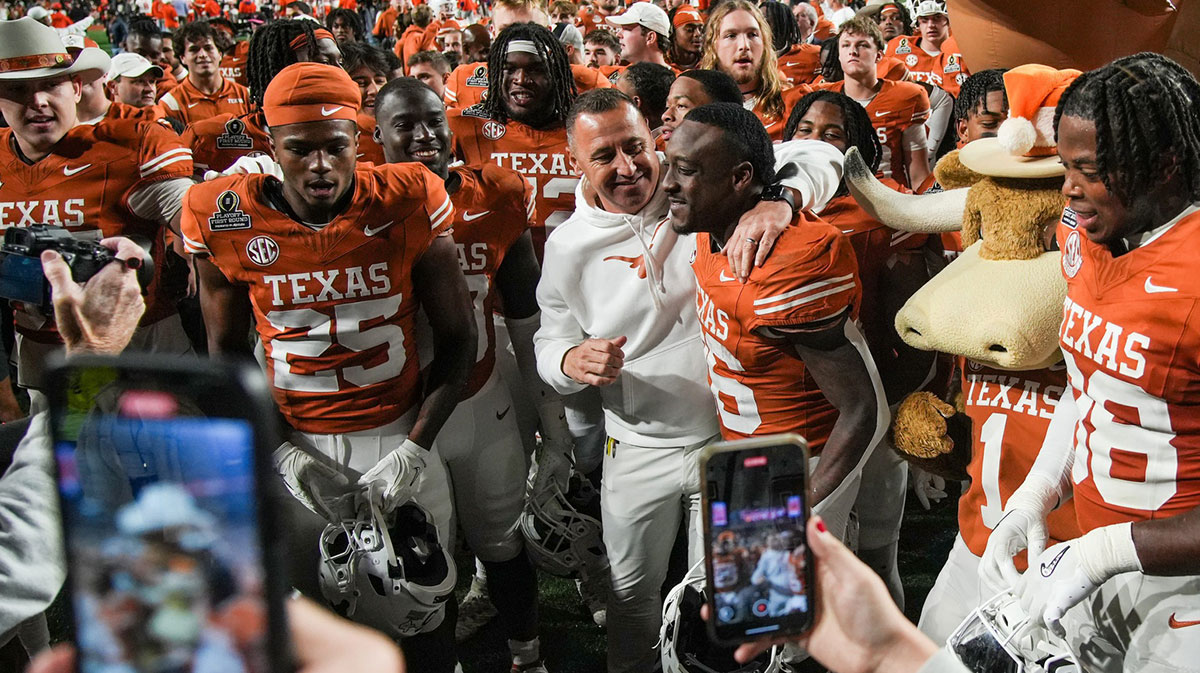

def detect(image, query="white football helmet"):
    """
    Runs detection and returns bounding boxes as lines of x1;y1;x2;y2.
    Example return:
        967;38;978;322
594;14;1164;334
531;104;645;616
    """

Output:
660;564;781;673
520;442;608;578
948;591;1078;673
319;497;456;638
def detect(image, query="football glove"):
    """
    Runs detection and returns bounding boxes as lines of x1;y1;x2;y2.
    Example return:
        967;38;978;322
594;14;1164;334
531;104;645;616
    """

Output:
358;438;427;512
203;153;283;182
910;465;948;510
273;441;350;517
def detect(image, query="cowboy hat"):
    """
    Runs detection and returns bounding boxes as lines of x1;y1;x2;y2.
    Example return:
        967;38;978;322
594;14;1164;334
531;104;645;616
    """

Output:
0;17;112;80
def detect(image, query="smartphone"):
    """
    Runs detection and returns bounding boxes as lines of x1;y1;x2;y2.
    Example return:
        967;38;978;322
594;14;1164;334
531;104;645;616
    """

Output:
48;354;291;673
701;434;815;644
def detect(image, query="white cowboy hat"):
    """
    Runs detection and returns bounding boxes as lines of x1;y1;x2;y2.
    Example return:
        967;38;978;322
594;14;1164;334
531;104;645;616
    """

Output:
0;17;112;81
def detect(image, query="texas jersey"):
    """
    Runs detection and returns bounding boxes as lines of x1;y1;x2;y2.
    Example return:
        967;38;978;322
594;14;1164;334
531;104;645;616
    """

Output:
778;43;821;86
750;85;812;141
449;106;576;259
692;216;861;447
884;34;969;99
443;61;611;109
156;76;251;127
182;111;272;177
180;164;454;434
958;360;1080;562
816;79;929;187
0;118;192;335
446;163;534;398
102;101;168;123
1057;206;1200;532
219;40;250;87
355;114;387;166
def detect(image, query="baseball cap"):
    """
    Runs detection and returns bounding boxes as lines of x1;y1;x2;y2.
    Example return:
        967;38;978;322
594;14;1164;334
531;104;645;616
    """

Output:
109;52;164;80
552;22;583;51
26;6;50;20
673;6;702;28
912;0;947;18
263;62;361;127
607;2;670;36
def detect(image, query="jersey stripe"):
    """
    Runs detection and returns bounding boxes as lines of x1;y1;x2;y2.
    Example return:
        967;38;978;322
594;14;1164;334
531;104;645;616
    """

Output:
430;195;453;230
754;280;857;316
182;232;210;254
140;148;194;176
753;273;855;306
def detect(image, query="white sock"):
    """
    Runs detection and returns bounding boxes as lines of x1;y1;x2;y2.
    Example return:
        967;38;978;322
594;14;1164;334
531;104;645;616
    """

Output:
509;637;541;666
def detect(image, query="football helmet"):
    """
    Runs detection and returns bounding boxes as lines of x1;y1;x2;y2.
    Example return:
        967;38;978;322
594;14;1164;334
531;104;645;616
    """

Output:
520;442;608;578
948;591;1078;673
319;497;456;638
660;565;780;673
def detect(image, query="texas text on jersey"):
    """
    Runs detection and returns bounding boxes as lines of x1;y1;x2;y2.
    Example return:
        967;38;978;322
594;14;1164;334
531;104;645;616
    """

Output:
817;79;930;188
449;106;577;260
1057;206;1200;531
445;163;535;398
692;214;861;447
180;163;454;434
884;34;969;99
958;360;1080;565
0;117;192;337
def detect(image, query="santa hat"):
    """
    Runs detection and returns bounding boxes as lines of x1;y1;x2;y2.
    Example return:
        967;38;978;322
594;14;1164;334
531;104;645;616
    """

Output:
996;64;1082;159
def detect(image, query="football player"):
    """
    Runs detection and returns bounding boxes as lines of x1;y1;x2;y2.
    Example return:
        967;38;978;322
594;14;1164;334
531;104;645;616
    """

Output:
340;41;390;165
327;7;364;43
183;20;342;178
659;69;744;146
699;0;810;140
665;101;887;546
613;62;675;134
980;55;1200;670
0;17;196;393
763;1;822;87
373;75;566;671
583;27;620;70
607;2;672;68
123;17;179;95
183;63;472;672
443;0;611;110
156;21;252;127
667;6;703;71
818;18;931;188
882;0;969;99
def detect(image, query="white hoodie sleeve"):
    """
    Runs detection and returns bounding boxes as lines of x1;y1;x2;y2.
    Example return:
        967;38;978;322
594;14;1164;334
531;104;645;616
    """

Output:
773;138;845;214
534;247;590;396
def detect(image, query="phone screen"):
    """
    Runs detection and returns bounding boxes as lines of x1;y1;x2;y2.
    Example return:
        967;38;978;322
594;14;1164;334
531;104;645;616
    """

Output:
0;252;48;306
53;362;276;673
704;439;813;643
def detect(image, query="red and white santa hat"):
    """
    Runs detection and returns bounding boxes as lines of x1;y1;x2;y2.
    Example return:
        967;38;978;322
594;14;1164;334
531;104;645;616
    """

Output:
996;63;1082;159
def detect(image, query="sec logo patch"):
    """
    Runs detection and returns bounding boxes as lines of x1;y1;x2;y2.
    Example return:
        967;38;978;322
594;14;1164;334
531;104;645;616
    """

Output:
482;121;507;140
1062;230;1083;278
246;235;279;266
905;54;918;67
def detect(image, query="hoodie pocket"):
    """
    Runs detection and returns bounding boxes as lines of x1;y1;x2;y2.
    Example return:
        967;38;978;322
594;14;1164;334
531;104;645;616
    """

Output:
617;336;712;431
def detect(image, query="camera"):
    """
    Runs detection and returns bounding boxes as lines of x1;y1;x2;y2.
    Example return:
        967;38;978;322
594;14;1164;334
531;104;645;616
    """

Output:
0;225;154;313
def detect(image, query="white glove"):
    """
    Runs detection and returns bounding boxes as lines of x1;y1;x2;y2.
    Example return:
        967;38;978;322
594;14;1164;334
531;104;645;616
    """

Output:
910;465;947;510
1018;523;1141;637
273;441;350;517
357;438;427;512
203;153;284;181
979;474;1060;593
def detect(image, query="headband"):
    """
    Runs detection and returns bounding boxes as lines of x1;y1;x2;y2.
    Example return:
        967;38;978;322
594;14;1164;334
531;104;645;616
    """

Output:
290;27;336;50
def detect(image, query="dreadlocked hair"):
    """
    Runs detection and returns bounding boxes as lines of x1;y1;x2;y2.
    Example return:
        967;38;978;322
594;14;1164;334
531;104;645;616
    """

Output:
684;102;777;187
953;68;1007;125
700;0;787;121
482;22;577;125
127;16;161;39
246;19;320;106
326;8;365;41
783;90;880;196
760;1;799;54
1055;52;1200;206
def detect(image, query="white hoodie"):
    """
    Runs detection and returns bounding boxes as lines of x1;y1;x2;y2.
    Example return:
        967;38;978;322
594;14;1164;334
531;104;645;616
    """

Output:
534;140;845;447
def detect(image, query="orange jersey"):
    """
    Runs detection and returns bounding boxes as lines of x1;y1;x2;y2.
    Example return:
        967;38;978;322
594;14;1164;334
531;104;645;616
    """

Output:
576;8;617;36
959;361;1080;564
446;164;534;398
373;7;399;37
816;79;929;188
397;24;430;67
219;41;251;88
156;76;251;128
180;164;455;434
753;85;811;141
1057;207;1200;532
355;114;387;166
884;35;969;99
693;216;861;446
778;43;821;87
449;107;577;260
104;101;169;123
877;55;909;82
155;70;179;99
182;111;272;176
0;119;192;335
443;62;611;109
819;194;925;363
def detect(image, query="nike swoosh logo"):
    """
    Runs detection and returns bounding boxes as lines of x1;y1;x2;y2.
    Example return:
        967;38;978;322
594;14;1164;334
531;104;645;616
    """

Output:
1145;277;1179;294
496;406;511;421
462;210;491;221
187;102;201;108
62;163;92;176
363;220;395;236
1169;613;1200;629
719;270;736;282
874;110;891;117
1040;545;1069;577
321;106;343;116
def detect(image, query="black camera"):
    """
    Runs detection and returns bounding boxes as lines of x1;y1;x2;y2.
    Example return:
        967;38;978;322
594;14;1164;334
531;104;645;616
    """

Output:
0;225;154;313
